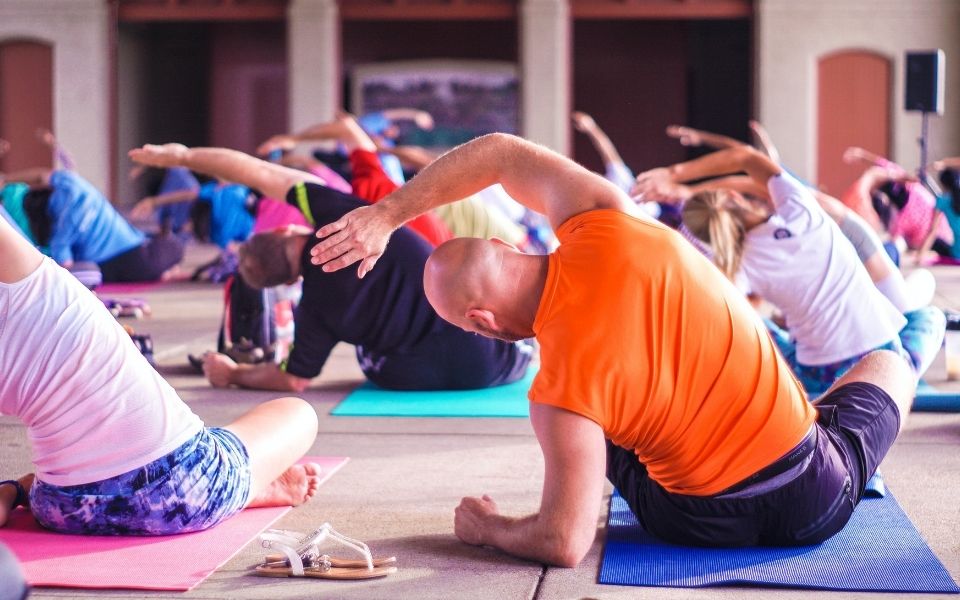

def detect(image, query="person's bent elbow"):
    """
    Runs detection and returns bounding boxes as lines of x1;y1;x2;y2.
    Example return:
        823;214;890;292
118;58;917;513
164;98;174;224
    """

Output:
546;536;592;568
539;527;595;568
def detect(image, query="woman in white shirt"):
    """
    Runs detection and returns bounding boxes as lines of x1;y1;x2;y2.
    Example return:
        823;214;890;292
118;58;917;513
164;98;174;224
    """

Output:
633;145;944;395
0;214;321;535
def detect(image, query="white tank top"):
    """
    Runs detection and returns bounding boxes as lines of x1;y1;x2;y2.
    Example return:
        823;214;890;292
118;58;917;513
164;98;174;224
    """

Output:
0;258;203;486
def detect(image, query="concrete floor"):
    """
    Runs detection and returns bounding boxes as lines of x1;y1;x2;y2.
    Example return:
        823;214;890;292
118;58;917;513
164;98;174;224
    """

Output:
3;242;960;599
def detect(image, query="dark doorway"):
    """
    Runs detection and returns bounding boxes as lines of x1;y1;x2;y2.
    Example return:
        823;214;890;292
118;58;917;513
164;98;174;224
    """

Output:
572;19;751;176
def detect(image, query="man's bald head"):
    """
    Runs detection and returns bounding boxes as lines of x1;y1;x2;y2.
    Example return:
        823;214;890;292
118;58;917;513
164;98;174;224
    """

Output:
423;237;496;326
424;237;545;342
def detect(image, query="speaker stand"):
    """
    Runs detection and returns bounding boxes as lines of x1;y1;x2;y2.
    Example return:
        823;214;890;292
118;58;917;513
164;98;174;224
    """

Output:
919;110;931;173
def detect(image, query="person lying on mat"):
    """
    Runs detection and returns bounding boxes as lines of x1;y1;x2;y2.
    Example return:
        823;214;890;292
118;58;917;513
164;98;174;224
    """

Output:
305;132;924;565
0;214;323;535
632;146;944;396
0;168;183;283
128;142;532;393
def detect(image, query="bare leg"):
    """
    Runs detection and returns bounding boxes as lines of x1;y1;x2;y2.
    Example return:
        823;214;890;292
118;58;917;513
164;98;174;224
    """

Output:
815;350;916;432
0;474;34;528
223;397;320;508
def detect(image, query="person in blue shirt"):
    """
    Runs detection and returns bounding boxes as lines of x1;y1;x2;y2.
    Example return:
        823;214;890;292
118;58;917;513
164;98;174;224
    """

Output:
130;176;258;250
0;168;183;282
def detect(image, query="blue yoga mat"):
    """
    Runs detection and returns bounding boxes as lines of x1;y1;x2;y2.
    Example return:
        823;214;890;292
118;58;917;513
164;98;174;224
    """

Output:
914;380;960;412
330;370;535;417
600;481;959;593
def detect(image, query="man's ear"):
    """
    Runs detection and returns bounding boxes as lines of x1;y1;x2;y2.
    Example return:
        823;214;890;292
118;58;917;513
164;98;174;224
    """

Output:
465;308;499;332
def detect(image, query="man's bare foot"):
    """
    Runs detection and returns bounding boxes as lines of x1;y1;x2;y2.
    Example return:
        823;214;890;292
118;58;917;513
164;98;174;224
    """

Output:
0;474;34;527
248;463;322;508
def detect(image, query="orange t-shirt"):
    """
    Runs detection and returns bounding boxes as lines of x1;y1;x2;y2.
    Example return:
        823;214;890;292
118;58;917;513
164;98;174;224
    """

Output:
528;210;816;496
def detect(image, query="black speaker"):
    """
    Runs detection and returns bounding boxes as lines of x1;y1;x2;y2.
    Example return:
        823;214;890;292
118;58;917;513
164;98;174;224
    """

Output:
905;50;944;114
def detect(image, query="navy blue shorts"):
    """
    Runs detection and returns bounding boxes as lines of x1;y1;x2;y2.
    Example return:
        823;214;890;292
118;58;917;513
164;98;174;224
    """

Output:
356;329;533;391
607;382;900;547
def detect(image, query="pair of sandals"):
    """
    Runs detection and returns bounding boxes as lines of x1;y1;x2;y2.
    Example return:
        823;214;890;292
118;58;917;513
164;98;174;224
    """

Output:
253;523;397;580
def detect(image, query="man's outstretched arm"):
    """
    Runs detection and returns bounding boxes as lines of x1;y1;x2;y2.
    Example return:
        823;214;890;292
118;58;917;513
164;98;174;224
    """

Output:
129;144;324;201
454;403;607;567
310;132;636;277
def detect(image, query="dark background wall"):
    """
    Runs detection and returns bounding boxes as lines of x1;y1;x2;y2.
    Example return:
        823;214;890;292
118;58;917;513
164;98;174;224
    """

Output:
573;19;752;176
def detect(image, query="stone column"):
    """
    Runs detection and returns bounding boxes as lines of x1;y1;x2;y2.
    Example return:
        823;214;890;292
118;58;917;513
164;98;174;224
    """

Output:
520;0;571;155
287;0;341;131
0;0;111;193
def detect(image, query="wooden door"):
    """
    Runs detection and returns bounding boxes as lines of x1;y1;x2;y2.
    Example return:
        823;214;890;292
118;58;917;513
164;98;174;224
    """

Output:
817;51;890;195
0;40;53;172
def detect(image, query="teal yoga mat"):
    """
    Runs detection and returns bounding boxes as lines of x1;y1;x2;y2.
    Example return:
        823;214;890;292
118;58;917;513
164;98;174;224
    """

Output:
914;380;960;412
330;370;535;417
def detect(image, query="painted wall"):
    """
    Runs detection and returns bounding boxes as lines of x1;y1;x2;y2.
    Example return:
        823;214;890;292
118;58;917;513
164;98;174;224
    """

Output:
756;0;960;183
0;0;111;194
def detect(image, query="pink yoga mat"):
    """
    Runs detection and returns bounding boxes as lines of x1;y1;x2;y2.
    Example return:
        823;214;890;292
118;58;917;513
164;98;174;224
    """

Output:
96;281;163;294
0;456;348;591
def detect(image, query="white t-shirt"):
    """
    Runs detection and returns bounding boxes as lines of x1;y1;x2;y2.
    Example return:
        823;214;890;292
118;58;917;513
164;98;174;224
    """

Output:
0;258;203;486
741;173;906;366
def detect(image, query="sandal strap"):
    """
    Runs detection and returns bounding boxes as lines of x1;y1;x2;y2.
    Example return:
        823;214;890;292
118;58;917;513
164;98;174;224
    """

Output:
259;532;306;576
299;523;374;570
0;480;26;509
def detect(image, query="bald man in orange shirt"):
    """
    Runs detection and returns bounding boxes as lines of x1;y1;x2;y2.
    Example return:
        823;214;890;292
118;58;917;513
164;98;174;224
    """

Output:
307;133;916;567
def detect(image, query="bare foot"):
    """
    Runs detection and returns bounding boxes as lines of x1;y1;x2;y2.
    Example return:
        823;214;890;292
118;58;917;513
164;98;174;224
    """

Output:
248;463;322;508
0;474;34;527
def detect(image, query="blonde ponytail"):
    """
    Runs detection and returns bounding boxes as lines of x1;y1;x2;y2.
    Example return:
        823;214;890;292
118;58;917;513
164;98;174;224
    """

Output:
681;190;747;280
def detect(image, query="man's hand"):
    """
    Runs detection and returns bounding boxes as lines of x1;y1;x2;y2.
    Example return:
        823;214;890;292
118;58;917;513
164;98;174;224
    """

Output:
455;495;500;546
310;203;397;278
257;135;298;156
203;352;237;388
128;143;189;169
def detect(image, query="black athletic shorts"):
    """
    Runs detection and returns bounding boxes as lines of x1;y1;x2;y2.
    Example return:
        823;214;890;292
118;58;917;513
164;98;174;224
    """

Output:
99;236;184;283
355;328;533;391
607;382;900;547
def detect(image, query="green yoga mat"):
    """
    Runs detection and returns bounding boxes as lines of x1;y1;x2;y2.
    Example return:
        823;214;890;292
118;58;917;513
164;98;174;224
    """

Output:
331;370;536;417
914;380;960;412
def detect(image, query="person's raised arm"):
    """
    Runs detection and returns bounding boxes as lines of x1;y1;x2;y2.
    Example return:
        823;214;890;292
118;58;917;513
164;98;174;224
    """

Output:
310;133;634;277
128;144;324;201
454;403;606;567
665;125;745;151
931;157;960;172
378;108;435;131
376;142;439;171
843;146;908;176
634;146;781;206
130;188;199;221
37;128;75;171
572;111;627;169
747;120;781;164
258;114;378;157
